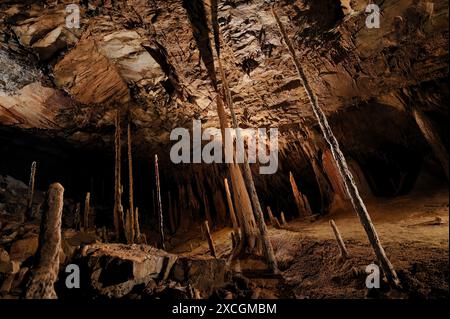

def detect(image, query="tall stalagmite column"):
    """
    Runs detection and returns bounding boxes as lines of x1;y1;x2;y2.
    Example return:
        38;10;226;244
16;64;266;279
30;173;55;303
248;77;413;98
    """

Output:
155;155;166;250
127;122;135;243
25;183;64;299
114;111;125;241
84;192;90;230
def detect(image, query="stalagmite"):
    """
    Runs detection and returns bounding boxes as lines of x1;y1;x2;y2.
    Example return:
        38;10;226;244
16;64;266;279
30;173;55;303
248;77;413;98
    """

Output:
134;207;141;241
74;203;81;230
114;110;124;241
299;138;333;214
330;219;350;260
280;212;287;226
289;172;313;217
127;121;135;243
413;109;449;180
218;57;278;272
273;7;400;287
204;220;217;258
125;209;131;244
84;192;90;230
267;206;275;226
267;207;282;229
202;191;213;228
155;155;166;250
224;178;239;231
25;183;64;299
26;161;37;220
102;226;108;243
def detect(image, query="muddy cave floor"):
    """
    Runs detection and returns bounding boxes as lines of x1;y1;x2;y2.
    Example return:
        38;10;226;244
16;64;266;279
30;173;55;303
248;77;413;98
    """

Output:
0;183;448;299
169;188;449;299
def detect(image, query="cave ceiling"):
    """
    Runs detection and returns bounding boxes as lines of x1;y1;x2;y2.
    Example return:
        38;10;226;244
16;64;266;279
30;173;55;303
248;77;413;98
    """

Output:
0;0;448;158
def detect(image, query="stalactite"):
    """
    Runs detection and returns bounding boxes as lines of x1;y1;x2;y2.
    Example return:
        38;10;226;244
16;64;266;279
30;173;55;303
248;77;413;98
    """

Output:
273;7;400;287
25;161;36;220
127;121;135;243
413;109;449;180
114;110;124;241
84;192;90;231
155;155;166;250
25;183;64;299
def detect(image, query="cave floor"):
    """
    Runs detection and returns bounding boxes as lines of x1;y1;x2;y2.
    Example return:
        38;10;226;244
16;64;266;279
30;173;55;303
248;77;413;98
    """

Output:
172;188;449;299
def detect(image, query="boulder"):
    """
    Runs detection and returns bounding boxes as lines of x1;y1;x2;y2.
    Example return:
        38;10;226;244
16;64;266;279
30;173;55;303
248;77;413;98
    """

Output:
9;235;39;263
76;243;229;298
81;244;177;298
0;248;10;273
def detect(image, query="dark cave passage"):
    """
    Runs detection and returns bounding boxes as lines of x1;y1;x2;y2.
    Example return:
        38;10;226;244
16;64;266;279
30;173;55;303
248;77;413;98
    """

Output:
329;100;448;198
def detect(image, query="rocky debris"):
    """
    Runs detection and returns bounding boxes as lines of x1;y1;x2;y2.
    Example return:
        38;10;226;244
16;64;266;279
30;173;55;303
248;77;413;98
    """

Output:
171;255;228;297
67;243;228;299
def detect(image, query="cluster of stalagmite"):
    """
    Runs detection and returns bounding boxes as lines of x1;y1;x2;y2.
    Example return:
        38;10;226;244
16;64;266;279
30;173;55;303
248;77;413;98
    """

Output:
289;172;313;218
113;111;143;245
